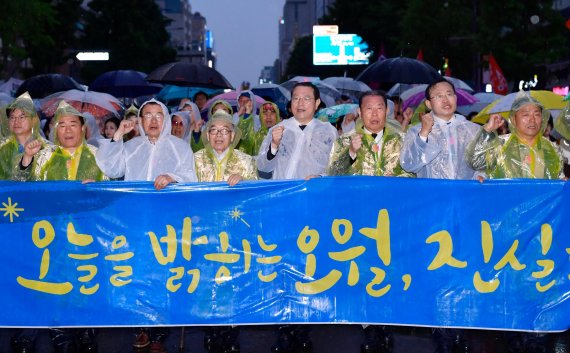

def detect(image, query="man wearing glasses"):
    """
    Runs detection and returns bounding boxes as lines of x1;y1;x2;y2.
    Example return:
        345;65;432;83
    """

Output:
0;92;51;181
400;77;480;180
96;99;197;190
257;82;337;180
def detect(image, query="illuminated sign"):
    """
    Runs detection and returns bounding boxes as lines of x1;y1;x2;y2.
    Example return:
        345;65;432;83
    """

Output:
313;34;370;66
313;25;339;35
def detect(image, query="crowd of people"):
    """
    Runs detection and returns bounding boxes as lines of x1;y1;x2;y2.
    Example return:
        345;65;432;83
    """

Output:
2;77;569;353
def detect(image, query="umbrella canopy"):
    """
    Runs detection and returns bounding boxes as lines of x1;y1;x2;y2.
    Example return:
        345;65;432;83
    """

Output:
402;88;478;111
356;57;441;88
16;74;84;98
156;85;222;106
251;83;290;115
457;92;504;116
147;62;233;89
315;103;358;123
91;70;163;98
322;77;371;99
0;77;23;96
41;89;122;119
443;76;474;92
472;90;567;124
280;76;341;107
0;93;14;107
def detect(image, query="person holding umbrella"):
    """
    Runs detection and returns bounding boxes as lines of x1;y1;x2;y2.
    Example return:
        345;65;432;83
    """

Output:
400;77;480;180
466;91;565;180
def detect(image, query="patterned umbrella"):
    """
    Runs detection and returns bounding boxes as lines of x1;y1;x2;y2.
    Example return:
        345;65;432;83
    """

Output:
41;89;122;118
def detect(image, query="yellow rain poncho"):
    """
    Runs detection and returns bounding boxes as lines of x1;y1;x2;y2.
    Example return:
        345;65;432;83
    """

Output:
194;111;258;182
0;92;50;180
466;91;565;179
28;101;106;181
190;99;234;152
327;120;413;177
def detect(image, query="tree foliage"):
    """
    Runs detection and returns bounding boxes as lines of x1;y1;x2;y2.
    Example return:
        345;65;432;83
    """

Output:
0;0;57;78
286;0;569;90
79;0;176;83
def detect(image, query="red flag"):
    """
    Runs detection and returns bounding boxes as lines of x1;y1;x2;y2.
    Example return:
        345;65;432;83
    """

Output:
489;54;508;95
377;43;387;61
416;49;424;61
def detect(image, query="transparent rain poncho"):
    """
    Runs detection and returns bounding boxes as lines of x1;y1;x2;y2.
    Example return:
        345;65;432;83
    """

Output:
96;99;197;183
466;91;565;179
237;101;281;156
171;111;192;142
327;119;413;177
194;111;257;182
83;112;104;147
0;92;50;180
29;101;106;181
256;115;338;180
400;112;480;180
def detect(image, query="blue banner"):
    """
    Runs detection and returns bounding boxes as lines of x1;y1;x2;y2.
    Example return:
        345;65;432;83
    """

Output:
0;178;569;331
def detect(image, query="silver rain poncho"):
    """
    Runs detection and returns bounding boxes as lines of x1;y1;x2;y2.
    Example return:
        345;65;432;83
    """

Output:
83;112;104;147
400;113;480;179
256;117;337;179
95;99;197;182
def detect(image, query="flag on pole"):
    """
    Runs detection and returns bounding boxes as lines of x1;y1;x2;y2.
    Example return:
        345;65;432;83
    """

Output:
489;54;508;95
417;49;424;61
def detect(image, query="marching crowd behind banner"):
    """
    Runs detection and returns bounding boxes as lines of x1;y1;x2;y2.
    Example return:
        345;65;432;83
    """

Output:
0;177;569;332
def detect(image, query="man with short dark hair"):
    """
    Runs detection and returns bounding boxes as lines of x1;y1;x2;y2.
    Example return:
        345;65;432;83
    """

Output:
257;82;337;179
400;78;480;179
193;91;209;111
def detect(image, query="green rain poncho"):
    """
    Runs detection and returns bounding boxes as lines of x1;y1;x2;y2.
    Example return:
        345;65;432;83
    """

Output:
237;101;281;156
28;101;107;181
194;111;258;182
0;92;49;180
327;119;413;177
554;100;570;141
466;91;565;179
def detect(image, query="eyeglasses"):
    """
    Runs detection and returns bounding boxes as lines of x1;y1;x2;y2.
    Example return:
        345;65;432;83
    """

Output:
208;127;232;136
291;96;314;104
8;114;27;122
429;93;456;101
142;112;165;120
172;120;184;126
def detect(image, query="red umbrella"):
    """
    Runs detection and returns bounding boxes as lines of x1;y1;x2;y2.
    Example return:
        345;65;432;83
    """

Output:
41;89;123;119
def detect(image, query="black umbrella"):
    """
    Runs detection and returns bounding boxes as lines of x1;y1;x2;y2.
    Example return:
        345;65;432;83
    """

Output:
146;62;233;89
356;57;441;88
91;70;163;98
16;74;83;98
